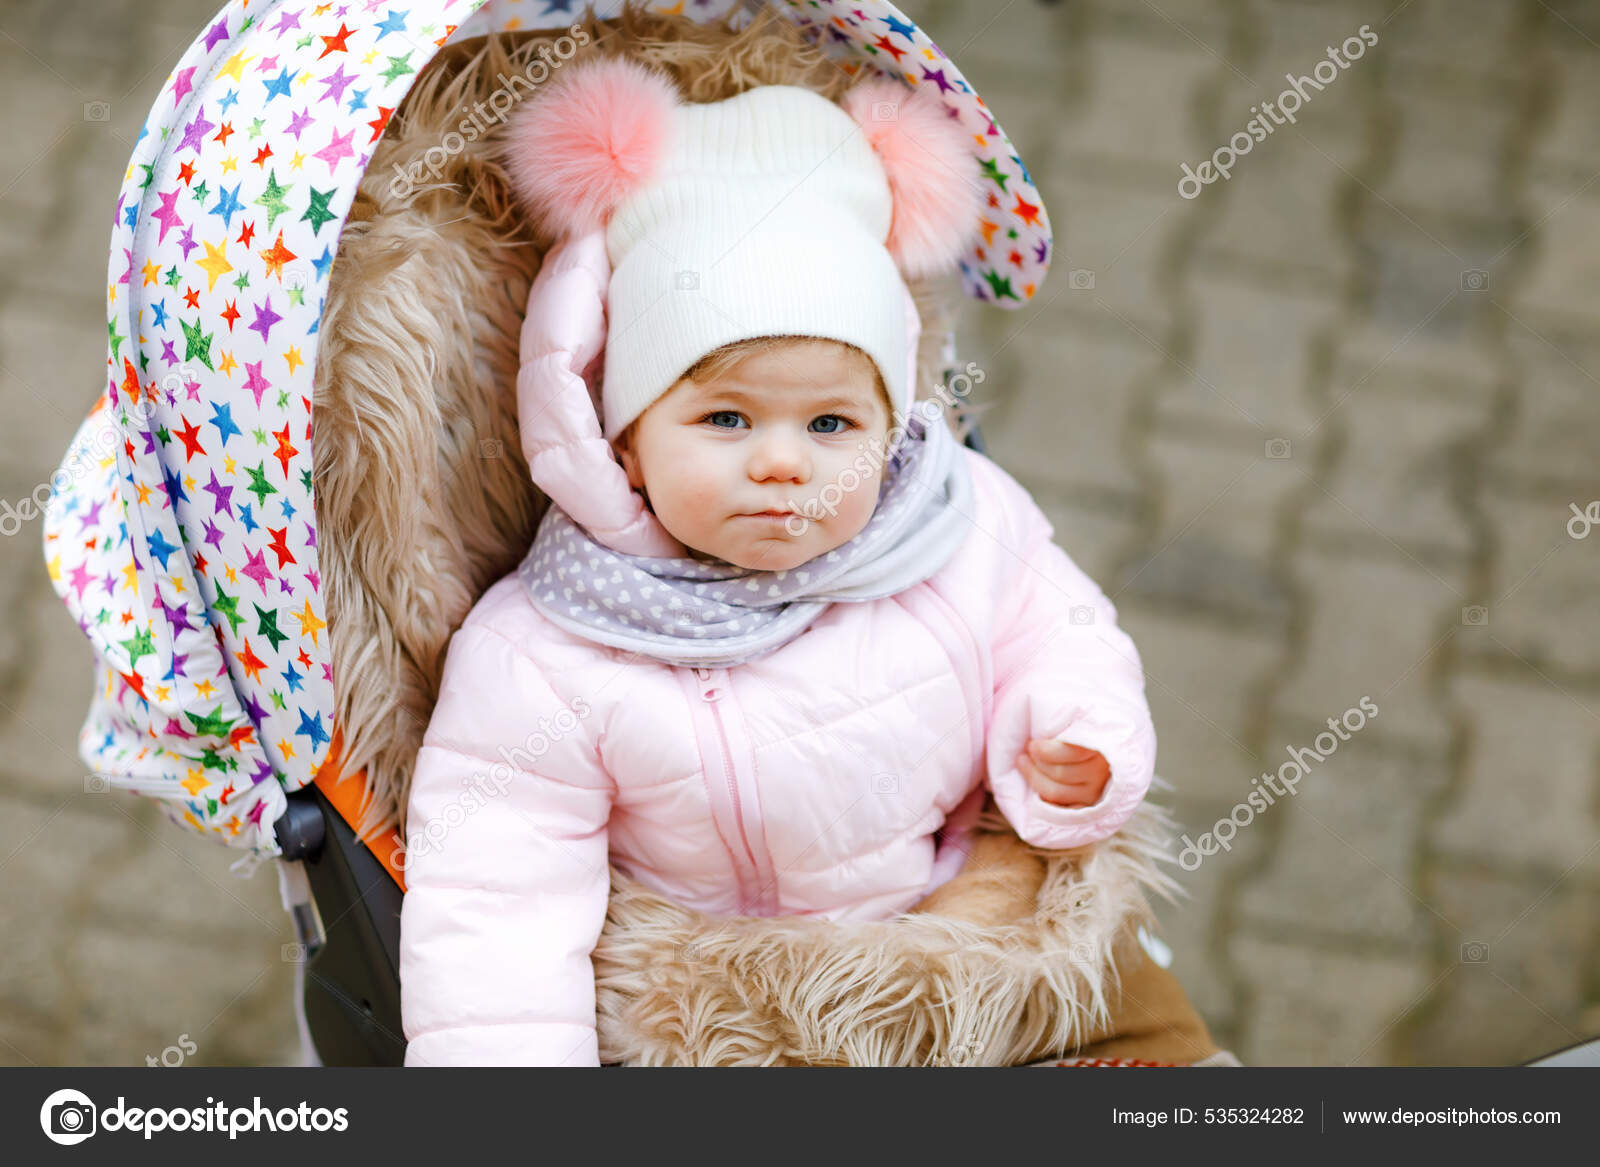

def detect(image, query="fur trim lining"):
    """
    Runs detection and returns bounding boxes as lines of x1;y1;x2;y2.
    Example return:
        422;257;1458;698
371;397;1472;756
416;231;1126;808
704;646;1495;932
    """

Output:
502;54;679;239
315;34;545;840
841;79;985;280
593;801;1180;1066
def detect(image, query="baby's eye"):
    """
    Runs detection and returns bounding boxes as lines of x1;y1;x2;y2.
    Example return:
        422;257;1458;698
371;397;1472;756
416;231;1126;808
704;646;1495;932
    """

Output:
699;410;747;429
809;414;855;434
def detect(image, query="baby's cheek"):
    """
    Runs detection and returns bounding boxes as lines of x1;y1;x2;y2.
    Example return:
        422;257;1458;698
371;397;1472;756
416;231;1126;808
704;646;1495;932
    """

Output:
676;475;732;516
645;451;722;513
832;465;883;537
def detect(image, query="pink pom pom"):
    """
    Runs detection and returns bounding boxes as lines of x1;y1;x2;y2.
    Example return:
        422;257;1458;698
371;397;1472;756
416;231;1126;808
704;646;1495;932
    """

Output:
503;56;680;239
843;79;985;280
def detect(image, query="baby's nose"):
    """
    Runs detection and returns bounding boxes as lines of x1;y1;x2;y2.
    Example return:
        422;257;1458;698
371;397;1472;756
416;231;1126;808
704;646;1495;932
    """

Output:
747;431;811;483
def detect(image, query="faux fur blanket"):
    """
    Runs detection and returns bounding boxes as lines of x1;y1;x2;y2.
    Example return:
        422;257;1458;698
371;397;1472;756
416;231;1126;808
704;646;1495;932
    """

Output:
593;800;1178;1066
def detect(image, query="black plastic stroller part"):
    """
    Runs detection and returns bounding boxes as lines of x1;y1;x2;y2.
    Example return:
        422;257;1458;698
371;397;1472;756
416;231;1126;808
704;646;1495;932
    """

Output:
960;415;987;456
276;783;406;1066
275;795;325;860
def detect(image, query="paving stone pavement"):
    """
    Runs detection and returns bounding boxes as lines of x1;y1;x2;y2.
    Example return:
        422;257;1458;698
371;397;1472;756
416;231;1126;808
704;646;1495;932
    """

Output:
1;0;1596;1067
943;0;1600;1065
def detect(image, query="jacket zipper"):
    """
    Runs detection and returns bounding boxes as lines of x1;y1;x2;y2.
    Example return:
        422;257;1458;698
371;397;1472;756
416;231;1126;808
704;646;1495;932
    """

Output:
692;666;774;914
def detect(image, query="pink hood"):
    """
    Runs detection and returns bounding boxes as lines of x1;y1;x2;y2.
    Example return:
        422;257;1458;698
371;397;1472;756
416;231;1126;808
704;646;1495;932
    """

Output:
399;238;1158;1066
513;229;685;558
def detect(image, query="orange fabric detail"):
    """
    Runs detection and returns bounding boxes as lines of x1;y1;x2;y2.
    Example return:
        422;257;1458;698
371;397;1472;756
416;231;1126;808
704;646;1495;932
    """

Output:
312;723;407;892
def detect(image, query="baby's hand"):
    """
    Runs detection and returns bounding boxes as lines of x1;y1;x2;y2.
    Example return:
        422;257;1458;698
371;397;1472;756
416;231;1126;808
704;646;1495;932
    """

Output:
1017;739;1110;808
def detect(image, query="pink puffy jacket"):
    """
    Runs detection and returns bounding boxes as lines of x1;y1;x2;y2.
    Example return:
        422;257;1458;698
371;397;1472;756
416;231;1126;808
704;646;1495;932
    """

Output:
398;234;1158;1066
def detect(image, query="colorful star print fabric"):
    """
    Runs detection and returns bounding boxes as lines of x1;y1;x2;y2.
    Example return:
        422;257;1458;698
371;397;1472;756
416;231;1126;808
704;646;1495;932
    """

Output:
41;0;1053;859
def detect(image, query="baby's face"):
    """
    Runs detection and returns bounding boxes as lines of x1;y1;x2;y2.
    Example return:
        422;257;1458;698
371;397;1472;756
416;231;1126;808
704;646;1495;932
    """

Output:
615;340;891;572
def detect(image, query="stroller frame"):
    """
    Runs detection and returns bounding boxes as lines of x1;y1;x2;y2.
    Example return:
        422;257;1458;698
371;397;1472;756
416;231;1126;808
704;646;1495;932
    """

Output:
62;0;1599;1071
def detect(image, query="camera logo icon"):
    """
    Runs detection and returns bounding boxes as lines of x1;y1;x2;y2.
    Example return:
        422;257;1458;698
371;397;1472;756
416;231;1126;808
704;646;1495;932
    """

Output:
1460;269;1489;291
1069;605;1095;625
673;940;708;965
83;101;111;123
40;1088;97;1145
924;1036;986;1066
1265;438;1292;460
1461;605;1489;627
1068;268;1095;290
1460;941;1490;963
674;270;699;291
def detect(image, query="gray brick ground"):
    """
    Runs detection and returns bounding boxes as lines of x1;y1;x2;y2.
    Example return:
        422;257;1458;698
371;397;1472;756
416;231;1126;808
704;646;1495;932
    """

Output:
1272;551;1461;752
1123;436;1300;627
1492;323;1600;493
1471;489;1600;677
1122;610;1284;804
1036;172;1185;338
1231;934;1432;1066
976;322;1159;505
1432;671;1600;876
1146;801;1251;1048
1233;742;1451;947
1;0;1596;1068
960;0;1600;1067
1152;280;1336;440
1400;866;1598;1066
1299;380;1487;561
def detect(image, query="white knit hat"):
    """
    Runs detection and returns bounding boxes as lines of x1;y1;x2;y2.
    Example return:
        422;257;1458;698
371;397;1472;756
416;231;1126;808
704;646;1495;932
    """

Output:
504;56;986;439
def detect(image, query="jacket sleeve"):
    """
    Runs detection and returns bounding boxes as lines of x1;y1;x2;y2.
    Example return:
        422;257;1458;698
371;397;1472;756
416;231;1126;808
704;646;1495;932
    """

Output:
980;463;1157;850
399;620;612;1066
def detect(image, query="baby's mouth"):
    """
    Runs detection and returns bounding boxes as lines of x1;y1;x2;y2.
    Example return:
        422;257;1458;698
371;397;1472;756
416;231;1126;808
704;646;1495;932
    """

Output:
736;508;810;533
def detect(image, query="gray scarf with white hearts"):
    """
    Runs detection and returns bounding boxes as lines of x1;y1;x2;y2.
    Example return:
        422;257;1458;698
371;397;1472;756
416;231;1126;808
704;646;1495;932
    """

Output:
517;412;973;667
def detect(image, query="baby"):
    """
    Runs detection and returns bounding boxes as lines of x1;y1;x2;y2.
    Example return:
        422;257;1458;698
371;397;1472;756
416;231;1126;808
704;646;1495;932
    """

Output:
399;59;1156;1066
612;334;1114;808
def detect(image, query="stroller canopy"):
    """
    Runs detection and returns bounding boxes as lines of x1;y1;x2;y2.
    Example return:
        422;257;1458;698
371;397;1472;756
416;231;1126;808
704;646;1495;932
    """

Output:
41;0;1054;858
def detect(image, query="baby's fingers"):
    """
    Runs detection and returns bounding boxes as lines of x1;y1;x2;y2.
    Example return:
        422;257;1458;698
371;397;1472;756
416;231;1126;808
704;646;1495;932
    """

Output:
1027;739;1103;766
1018;753;1096;807
1027;741;1110;785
